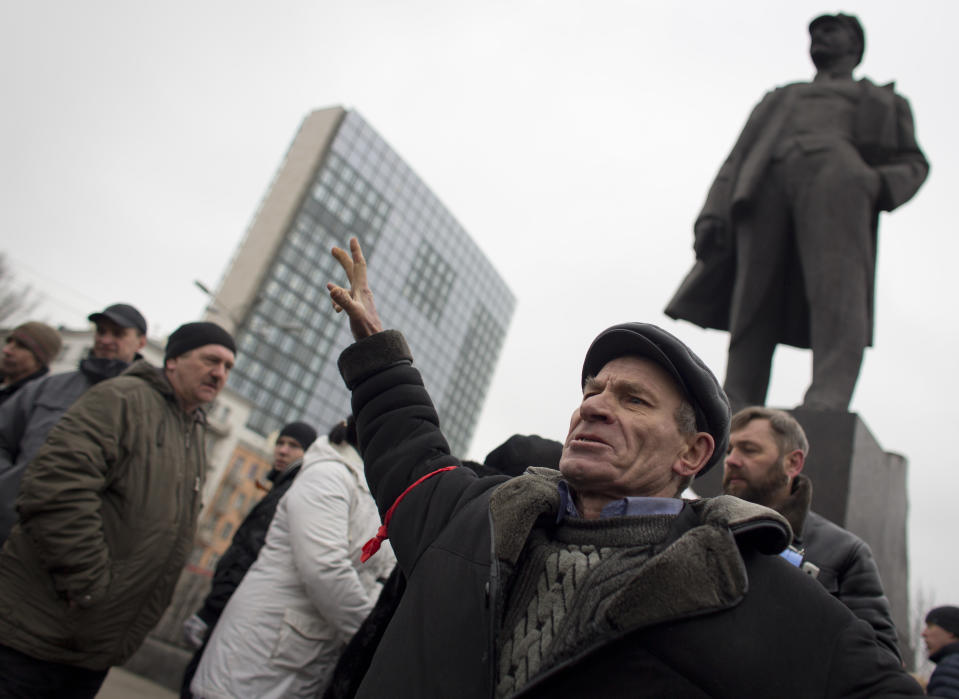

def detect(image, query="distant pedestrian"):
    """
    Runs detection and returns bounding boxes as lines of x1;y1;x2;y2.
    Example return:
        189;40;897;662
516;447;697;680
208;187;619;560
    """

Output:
923;606;959;697
0;321;61;405
0;321;235;699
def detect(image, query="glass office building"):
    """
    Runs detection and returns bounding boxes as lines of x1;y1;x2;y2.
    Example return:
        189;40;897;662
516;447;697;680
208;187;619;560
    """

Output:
206;108;515;455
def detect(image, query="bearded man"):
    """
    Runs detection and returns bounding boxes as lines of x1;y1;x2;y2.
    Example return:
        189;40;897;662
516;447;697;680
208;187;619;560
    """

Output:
723;406;900;661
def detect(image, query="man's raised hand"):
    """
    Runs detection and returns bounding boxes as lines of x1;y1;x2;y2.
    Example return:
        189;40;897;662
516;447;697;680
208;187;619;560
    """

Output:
327;237;384;340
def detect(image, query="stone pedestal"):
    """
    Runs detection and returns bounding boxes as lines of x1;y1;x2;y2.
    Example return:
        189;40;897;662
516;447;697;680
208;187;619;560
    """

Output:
693;409;912;662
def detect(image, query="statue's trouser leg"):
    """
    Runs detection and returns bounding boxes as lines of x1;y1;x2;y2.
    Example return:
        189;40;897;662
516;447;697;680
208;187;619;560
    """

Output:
790;144;874;411
724;168;792;410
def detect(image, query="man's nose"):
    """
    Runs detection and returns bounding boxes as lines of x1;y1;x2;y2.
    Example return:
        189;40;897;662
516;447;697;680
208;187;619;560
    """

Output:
580;390;613;421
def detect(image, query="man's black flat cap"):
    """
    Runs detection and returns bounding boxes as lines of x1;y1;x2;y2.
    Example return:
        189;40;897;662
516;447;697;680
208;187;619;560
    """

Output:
581;322;730;476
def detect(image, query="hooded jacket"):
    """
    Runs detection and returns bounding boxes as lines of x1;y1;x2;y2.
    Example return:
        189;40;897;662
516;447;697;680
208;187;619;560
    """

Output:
0;353;136;542
337;330;922;698
0;359;207;670
190;436;395;699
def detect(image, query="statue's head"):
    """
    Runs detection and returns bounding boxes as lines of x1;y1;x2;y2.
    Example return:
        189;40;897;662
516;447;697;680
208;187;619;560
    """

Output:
808;13;865;70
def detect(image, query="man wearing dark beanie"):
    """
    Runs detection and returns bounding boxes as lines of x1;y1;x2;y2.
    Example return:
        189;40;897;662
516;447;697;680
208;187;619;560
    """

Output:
924;606;959;697
180;420;317;696
0;320;235;698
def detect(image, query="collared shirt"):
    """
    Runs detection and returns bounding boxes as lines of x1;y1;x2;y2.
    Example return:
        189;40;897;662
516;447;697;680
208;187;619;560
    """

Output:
556;480;684;523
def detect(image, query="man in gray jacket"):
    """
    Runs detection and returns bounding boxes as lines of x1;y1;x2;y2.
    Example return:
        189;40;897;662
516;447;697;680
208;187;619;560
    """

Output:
0;303;147;543
723;405;901;661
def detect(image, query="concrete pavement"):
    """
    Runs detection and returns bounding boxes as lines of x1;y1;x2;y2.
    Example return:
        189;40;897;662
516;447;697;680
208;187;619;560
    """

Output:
96;668;176;699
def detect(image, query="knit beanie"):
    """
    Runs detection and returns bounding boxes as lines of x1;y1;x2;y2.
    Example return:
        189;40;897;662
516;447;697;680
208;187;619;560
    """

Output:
926;606;959;636
9;322;62;368
164;322;236;362
279;421;318;450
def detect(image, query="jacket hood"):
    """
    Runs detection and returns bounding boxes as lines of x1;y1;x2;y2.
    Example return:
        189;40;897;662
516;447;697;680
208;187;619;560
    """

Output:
301;436;366;492
123;359;206;422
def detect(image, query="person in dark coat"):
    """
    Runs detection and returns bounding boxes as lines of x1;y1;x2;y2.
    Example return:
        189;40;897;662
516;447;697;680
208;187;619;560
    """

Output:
924;606;959;698
723;406;901;661
665;13;928;411
323;435;563;699
322;237;922;698
180;420;318;698
0;321;61;404
0;303;147;543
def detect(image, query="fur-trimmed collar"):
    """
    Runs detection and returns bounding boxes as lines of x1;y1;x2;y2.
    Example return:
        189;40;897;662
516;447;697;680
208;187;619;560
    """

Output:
488;468;792;633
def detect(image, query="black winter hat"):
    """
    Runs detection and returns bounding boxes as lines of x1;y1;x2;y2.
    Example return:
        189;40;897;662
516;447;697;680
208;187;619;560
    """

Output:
164;322;236;362
926;607;959;637
484;434;563;477
581;322;730;477
279;421;318;450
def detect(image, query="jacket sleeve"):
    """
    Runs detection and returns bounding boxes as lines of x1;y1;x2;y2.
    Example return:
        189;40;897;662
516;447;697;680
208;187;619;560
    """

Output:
824;533;902;663
0;376;44;540
286;462;374;637
14;382;127;604
0;374;43;472
338;330;499;570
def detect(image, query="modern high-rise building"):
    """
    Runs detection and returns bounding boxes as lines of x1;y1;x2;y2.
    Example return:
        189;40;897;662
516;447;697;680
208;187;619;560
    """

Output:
204;107;515;455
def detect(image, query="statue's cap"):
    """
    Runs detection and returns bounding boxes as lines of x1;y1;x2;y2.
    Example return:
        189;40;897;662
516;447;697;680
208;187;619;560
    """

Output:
809;13;865;66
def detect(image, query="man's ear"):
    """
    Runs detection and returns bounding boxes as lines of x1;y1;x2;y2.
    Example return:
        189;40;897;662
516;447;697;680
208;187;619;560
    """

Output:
675;432;715;478
136;334;147;351
783;448;805;479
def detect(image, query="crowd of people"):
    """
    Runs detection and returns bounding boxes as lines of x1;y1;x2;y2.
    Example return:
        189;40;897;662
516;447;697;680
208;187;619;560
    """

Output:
0;237;954;698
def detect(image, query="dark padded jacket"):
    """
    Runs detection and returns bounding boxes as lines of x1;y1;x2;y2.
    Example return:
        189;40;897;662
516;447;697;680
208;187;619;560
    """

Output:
0;353;135;543
195;461;302;627
930;642;959;698
338;330;922;698
774;474;901;661
0;360;206;670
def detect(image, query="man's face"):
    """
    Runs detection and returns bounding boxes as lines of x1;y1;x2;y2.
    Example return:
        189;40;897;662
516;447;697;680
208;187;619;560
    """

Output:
922;623;958;657
165;344;235;412
93;319;146;363
1;337;42;383
273;436;305;471
723;418;790;506
809;19;857;68
559;355;693;499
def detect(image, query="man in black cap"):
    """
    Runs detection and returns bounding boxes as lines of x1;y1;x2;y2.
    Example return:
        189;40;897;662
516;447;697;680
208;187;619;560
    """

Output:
0;303;148;543
323;238;921;697
923;606;959;697
667;12;929;412
180;421;317;696
0;321;234;698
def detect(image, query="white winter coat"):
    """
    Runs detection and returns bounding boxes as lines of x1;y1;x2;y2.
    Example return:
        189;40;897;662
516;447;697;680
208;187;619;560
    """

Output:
190;436;395;699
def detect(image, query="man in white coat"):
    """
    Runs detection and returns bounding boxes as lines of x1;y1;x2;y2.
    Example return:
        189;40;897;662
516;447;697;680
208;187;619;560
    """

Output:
190;417;395;699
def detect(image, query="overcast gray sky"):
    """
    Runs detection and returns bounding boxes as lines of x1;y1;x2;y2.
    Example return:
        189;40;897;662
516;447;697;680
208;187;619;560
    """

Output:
2;1;956;630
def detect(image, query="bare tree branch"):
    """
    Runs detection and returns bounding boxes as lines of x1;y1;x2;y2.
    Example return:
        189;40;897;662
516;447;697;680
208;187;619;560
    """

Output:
0;253;41;326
